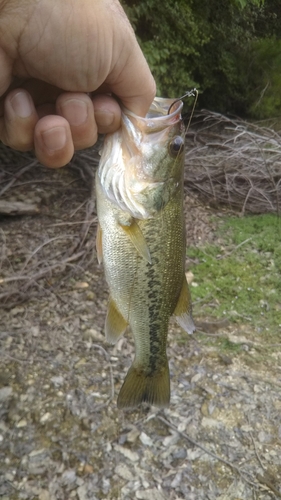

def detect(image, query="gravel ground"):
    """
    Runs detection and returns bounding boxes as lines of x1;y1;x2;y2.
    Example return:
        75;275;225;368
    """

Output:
0;147;281;499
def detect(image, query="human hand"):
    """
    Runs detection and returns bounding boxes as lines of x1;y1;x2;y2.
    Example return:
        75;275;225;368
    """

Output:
0;0;155;167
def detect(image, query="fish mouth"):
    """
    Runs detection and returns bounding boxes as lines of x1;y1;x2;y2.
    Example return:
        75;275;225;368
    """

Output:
121;98;183;157
123;97;183;136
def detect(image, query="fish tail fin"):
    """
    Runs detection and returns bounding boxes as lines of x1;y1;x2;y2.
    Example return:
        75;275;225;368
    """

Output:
117;360;170;409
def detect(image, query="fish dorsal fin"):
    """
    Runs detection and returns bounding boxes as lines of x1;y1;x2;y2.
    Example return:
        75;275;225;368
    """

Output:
174;277;196;334
105;296;128;344
96;223;103;264
119;219;151;264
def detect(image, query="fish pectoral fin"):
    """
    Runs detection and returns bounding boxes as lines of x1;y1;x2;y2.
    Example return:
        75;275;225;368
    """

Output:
96;223;103;264
117;361;170;410
105;296;128;344
119;219;151;264
173;277;196;334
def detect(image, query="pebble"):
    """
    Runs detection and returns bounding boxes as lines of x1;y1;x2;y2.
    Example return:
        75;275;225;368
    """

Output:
191;373;203;384
61;469;77;485
163;432;179;447
171;471;182;488
172;448;187;460
83;329;104;342
258;430;272;443
38;490;50;500
201;417;221;428
77;484;88;500
40;412;52;424
126;427;140;443
136;488;165;500
50;376;64;386
114;445;139;462
115;464;134;481
28;449;49;463
139;432;154;447
16;419;28;428
0;386;12;402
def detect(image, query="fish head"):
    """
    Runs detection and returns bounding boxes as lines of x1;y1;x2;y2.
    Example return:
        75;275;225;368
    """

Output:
98;97;185;219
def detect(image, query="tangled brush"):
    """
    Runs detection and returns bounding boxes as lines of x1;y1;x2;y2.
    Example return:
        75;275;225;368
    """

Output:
184;110;281;214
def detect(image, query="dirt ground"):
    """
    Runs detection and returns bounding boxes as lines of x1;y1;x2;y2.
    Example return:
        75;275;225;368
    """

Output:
0;146;281;500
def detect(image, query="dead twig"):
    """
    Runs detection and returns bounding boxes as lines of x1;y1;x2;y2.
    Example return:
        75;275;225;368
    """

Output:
0;200;39;216
156;414;259;489
256;473;281;498
247;418;266;471
185;110;281;214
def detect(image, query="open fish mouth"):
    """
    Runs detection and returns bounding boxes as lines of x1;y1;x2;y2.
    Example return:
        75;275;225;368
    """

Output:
124;97;183;135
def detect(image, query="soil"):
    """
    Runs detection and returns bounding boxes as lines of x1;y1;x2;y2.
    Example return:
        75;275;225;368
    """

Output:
0;145;280;500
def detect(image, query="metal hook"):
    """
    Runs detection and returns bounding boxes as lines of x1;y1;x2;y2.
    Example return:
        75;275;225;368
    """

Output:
167;88;198;115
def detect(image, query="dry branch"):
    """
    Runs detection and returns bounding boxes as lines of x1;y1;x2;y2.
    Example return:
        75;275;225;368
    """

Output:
185;110;281;214
0;200;39;216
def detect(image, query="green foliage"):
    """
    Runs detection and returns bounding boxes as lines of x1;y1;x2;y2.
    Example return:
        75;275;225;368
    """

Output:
187;214;281;334
122;0;207;97
234;0;264;7
122;0;280;117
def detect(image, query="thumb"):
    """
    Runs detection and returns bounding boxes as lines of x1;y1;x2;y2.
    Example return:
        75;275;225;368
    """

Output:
106;39;156;118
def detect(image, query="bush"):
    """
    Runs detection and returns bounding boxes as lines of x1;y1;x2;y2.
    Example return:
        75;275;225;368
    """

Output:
245;38;281;118
122;0;280;118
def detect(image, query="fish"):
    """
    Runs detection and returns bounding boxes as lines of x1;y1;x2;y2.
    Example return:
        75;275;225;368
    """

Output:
95;96;195;409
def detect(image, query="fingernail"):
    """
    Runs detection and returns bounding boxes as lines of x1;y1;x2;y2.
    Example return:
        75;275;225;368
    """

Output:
41;127;67;151
60;99;88;126
10;91;32;118
95;110;114;127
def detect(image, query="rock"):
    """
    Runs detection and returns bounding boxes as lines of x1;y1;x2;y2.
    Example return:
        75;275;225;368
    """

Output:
61;469;77;485
0;387;13;402
16;419;28;428
114;445;139;462
171;471;182;488
126;427;140;444
201;417;221;428
163;432;179;447
172;448;187;460
38;490;51;500
82;329;104;342
139;432;153;447
258;430;272;443
28;449;49;463
136;488;165;500
191;373;203;384
40;412;52;424
115;464;134;481
50;376;64;386
77;484;88;500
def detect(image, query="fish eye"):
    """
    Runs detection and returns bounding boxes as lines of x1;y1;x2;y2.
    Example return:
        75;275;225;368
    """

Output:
168;136;184;157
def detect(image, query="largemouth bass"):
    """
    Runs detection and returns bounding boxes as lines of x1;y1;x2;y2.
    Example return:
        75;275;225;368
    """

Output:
96;97;195;409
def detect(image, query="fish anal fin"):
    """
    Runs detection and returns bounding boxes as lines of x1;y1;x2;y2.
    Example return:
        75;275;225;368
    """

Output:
96;223;103;264
119;219;151;264
117;361;170;409
174;277;195;334
105;296;128;344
